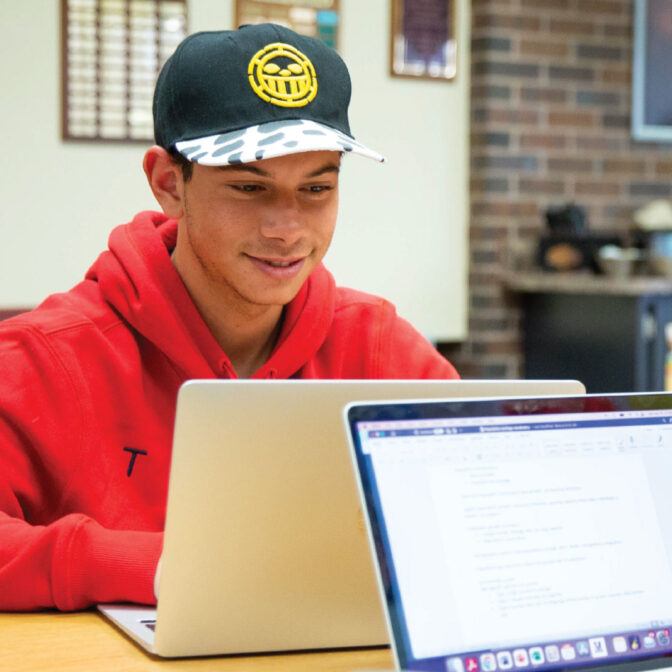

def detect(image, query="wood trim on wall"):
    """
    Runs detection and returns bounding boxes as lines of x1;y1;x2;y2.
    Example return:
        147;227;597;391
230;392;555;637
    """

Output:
0;309;32;321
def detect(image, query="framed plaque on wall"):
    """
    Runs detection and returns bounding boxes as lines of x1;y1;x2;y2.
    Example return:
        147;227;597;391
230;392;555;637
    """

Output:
61;0;187;143
390;0;456;80
632;0;672;142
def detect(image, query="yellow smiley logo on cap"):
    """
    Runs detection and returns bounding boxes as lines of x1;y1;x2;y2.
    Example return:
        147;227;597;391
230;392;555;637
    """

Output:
248;42;317;108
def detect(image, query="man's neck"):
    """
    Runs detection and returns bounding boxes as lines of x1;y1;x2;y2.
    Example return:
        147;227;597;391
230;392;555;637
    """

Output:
195;291;284;378
171;253;285;379
215;306;284;379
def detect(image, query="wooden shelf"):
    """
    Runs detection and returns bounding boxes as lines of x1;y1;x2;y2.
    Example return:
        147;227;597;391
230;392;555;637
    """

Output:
506;271;672;296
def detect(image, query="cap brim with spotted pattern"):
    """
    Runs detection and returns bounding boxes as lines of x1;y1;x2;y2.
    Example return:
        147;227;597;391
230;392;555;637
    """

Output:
174;119;385;166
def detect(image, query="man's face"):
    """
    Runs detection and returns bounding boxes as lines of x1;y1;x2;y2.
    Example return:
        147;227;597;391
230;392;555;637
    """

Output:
173;150;340;316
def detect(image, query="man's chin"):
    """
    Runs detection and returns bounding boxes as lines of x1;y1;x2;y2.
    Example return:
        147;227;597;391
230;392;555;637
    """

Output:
240;280;306;310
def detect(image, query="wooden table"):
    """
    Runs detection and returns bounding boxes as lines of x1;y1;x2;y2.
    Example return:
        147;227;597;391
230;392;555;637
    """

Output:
0;611;394;672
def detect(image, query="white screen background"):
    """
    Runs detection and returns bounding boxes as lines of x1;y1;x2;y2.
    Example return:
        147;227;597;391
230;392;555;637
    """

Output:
366;423;672;661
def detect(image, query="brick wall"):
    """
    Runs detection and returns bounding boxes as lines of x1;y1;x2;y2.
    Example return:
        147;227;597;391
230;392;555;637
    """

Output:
440;0;672;378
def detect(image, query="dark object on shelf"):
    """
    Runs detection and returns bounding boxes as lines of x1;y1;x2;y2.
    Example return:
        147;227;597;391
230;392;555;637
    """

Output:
537;234;622;272
545;204;588;235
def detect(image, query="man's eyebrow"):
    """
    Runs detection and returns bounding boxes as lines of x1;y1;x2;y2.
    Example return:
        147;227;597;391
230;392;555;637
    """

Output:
307;163;341;178
216;164;269;176
308;163;341;177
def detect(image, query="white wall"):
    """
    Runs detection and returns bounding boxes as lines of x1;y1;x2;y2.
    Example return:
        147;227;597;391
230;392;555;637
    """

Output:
0;0;469;342
331;0;470;342
0;2;152;308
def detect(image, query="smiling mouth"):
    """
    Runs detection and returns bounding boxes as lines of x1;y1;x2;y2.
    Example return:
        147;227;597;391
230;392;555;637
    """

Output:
252;255;305;267
265;260;296;268
247;255;307;276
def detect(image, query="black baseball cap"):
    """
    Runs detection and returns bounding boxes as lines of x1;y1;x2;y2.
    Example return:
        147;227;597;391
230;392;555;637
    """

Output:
153;23;384;165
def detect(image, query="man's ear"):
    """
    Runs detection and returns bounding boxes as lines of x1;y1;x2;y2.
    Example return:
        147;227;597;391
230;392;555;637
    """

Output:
143;146;185;220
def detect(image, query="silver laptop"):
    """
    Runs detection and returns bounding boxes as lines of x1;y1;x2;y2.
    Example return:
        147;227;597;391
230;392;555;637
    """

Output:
344;391;672;672
99;378;584;658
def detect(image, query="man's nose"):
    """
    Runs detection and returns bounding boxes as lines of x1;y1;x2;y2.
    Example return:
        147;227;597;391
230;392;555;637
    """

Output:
259;194;303;243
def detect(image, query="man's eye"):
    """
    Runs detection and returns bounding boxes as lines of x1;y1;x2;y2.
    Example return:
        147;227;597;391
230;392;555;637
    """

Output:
233;184;262;192
307;185;331;193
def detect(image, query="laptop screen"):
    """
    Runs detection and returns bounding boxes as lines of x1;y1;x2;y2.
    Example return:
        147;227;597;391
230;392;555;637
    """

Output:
346;394;672;672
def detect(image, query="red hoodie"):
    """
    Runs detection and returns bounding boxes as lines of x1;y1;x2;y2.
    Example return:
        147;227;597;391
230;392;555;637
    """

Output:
0;211;458;611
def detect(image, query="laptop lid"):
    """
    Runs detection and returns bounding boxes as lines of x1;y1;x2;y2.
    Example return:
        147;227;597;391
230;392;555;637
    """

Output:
345;392;672;672
101;378;584;657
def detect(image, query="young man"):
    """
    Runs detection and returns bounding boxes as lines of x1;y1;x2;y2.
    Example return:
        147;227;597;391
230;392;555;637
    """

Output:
0;24;458;611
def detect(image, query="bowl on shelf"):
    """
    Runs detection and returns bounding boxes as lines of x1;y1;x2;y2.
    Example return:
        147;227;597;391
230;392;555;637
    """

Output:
595;245;643;278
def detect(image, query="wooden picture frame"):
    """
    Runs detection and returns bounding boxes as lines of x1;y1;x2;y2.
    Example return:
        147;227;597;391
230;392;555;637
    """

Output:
390;0;456;80
632;0;672;142
235;1;340;49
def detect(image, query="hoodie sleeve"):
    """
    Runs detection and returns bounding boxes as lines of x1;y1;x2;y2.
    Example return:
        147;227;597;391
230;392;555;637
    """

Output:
0;322;162;611
0;510;162;611
319;289;460;379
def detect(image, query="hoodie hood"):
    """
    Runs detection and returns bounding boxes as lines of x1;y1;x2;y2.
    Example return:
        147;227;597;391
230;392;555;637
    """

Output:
85;211;336;379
